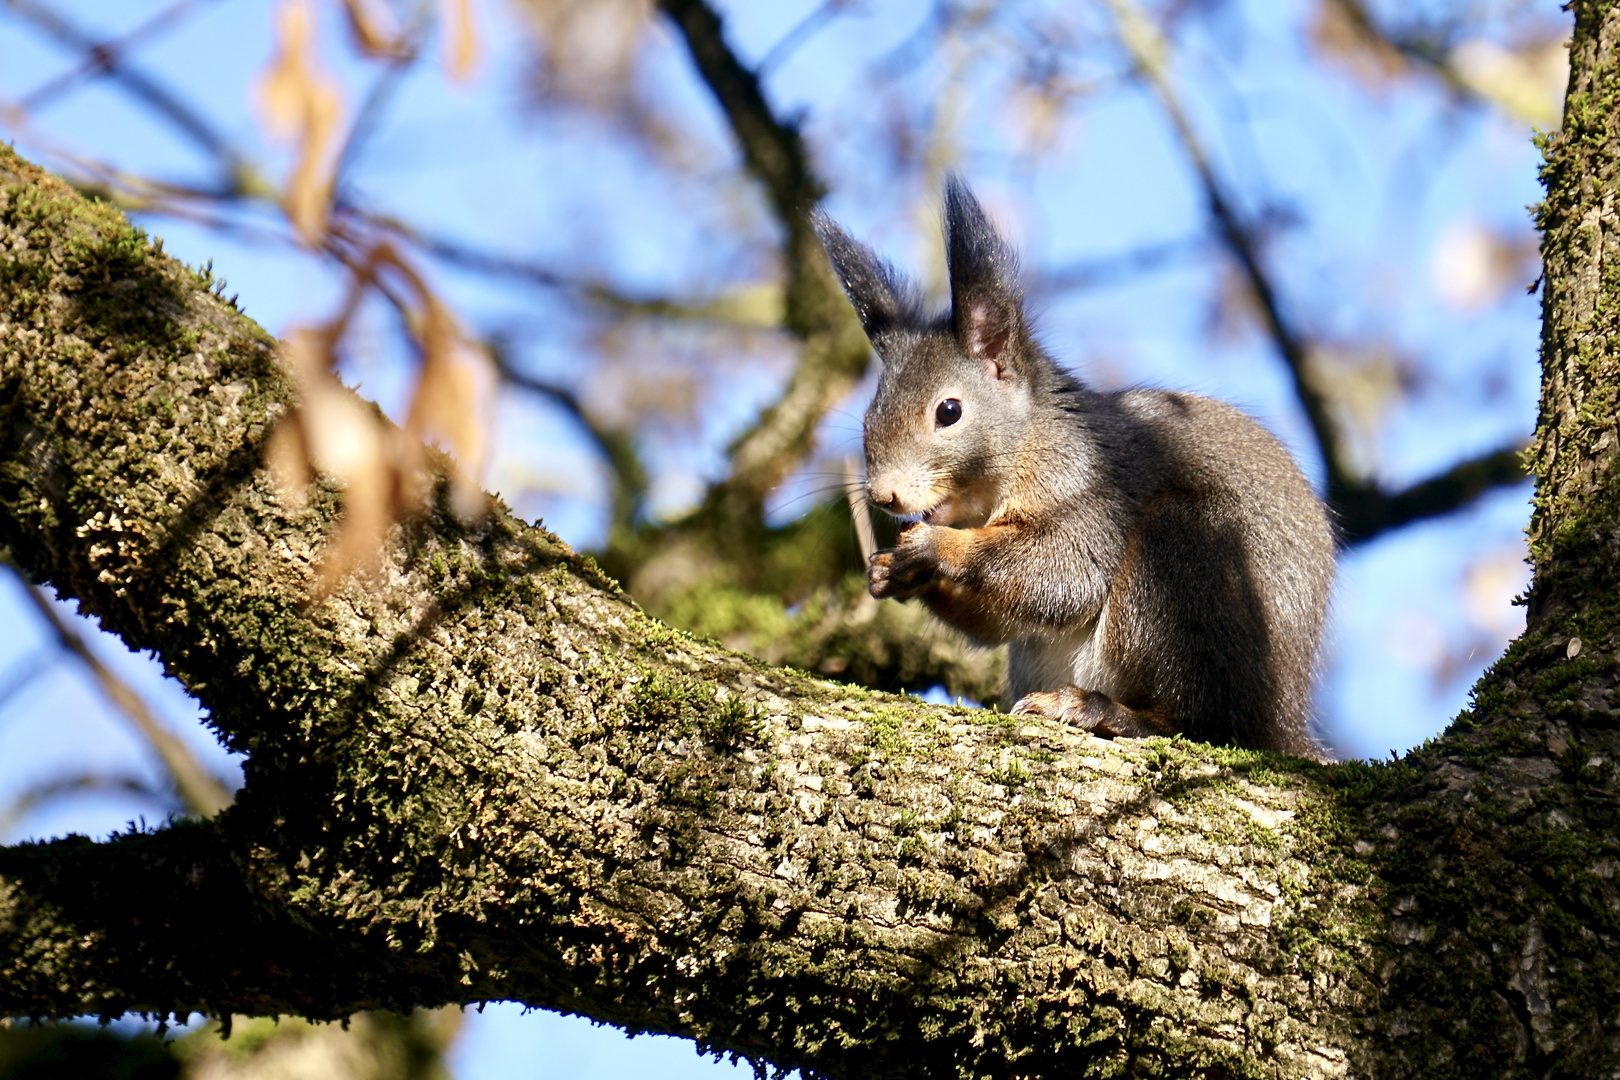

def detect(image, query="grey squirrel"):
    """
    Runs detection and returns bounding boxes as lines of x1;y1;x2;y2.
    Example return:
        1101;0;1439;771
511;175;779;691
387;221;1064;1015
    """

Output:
814;179;1335;756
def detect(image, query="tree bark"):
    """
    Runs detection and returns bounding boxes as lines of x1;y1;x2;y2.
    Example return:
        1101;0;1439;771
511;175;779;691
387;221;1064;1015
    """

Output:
1;1;1618;1073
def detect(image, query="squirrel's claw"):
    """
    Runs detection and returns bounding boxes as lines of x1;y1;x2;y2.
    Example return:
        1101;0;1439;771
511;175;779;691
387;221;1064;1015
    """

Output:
868;547;933;599
1012;686;1170;740
1010;688;1083;720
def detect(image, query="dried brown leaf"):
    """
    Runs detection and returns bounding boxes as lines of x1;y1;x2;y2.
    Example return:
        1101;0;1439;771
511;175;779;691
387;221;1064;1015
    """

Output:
405;301;495;520
256;0;345;244
339;0;406;58
270;324;431;593
1307;0;1407;93
441;0;481;82
265;418;313;510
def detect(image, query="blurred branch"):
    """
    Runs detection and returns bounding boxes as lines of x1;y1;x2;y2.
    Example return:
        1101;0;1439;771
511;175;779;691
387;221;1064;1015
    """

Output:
173;1008;464;1080
399;221;780;323
657;0;872;521
18;579;232;816
1;0;255;192
333;54;420;197
1105;0;1527;546
758;0;851;74
1317;0;1532;110
401;225;577;288
332;4;440;196
775;589;1003;704
870;2;951;80
1319;0;1467;90
1032;234;1209;295
0;647;57;718
13;0;221;113
488;342;648;542
656;0;822;227
1106;0;1347;485
1335;443;1528;546
0;772;169;838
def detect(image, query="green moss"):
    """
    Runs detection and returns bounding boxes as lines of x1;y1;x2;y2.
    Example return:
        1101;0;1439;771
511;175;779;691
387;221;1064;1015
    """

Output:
987;757;1030;790
704;694;764;747
857;700;946;762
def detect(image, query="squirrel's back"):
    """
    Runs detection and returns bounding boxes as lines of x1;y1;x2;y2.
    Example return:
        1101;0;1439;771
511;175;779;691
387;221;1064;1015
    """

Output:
1004;386;1333;754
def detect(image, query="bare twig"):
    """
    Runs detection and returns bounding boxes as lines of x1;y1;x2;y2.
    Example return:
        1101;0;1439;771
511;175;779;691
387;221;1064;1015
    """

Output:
1335;443;1528;546
1105;0;1347;489
2;0;255;190
1317;0;1476;101
394;220;782;323
0;771;170;838
19;581;232;816
758;0;851;74
657;0;821;225
1033;234;1209;295
332;4;438;194
14;0;222;113
674;575;1003;703
0;647;58;719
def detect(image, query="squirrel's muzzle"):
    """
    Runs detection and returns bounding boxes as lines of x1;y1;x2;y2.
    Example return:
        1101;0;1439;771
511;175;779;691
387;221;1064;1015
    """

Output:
867;484;900;510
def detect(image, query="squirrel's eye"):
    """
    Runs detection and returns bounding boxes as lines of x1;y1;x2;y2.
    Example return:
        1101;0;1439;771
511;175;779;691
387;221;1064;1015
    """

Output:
935;398;962;428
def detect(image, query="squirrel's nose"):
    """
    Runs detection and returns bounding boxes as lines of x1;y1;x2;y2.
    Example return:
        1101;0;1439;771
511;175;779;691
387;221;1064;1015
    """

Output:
867;485;898;509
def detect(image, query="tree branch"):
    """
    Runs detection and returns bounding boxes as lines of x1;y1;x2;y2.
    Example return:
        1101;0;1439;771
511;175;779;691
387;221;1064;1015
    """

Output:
0;772;169;839
658;573;1005;704
2;0;254;192
1520;0;1620;629
487;341;649;544
1334;443;1529;546
0;645;57;717
399;220;780;325
1317;0;1554;117
1032;234;1210;296
16;575;232;816
1105;0;1346;488
12;0;221;114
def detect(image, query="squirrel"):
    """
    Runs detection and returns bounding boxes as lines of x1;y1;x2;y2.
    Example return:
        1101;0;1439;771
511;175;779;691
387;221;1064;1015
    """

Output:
814;179;1335;756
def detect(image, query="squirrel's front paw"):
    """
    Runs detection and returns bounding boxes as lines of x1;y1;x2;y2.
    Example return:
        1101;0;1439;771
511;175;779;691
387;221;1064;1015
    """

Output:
868;548;934;599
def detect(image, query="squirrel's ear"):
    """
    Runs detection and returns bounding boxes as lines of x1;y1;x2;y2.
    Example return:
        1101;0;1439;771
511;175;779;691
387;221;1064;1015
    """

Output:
814;212;913;345
944;176;1022;376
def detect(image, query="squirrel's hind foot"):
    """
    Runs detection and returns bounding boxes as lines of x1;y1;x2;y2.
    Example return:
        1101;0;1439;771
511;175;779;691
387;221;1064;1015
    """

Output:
1011;686;1171;739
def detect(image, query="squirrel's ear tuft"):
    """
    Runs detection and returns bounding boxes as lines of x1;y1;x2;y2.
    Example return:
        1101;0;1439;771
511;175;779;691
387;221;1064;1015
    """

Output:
944;176;1022;375
814;211;914;345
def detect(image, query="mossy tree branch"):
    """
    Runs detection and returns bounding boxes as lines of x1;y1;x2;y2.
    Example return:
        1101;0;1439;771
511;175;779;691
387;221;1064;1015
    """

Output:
3;0;1620;1063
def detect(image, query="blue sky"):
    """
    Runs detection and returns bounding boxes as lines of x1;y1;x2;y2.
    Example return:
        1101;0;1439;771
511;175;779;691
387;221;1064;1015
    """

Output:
0;0;1558;1073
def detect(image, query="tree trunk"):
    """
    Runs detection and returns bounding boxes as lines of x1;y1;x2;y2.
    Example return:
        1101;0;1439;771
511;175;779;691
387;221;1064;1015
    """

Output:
1;2;1618;1074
